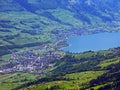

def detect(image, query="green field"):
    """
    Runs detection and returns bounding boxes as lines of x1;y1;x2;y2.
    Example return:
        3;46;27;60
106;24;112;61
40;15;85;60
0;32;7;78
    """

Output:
0;72;39;90
98;58;120;69
21;71;104;90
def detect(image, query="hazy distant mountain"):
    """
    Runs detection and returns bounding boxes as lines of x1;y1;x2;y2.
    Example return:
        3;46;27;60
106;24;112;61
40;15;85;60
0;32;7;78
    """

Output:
12;0;120;23
1;0;120;25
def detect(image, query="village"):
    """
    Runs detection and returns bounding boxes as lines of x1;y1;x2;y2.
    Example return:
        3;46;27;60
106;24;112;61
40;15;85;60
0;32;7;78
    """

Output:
0;45;63;74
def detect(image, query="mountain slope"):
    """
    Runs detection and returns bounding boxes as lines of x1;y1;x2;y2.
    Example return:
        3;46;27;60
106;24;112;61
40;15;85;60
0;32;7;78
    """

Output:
1;0;120;55
14;47;120;90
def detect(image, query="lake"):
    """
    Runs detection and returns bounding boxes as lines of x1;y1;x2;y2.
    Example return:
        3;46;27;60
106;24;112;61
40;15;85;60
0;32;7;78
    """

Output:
62;32;120;53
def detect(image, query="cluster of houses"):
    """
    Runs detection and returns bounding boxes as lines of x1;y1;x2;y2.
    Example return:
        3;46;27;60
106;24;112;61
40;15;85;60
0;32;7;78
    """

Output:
0;48;63;74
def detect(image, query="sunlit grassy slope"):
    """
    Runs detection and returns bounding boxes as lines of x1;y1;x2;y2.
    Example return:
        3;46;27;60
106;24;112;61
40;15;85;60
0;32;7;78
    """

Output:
0;72;39;90
21;71;104;90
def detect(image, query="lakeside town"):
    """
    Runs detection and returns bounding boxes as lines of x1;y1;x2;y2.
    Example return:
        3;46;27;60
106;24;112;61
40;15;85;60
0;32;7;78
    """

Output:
0;28;108;74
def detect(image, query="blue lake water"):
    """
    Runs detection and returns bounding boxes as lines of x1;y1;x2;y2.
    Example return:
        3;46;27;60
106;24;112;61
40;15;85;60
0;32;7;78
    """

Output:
62;32;120;53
